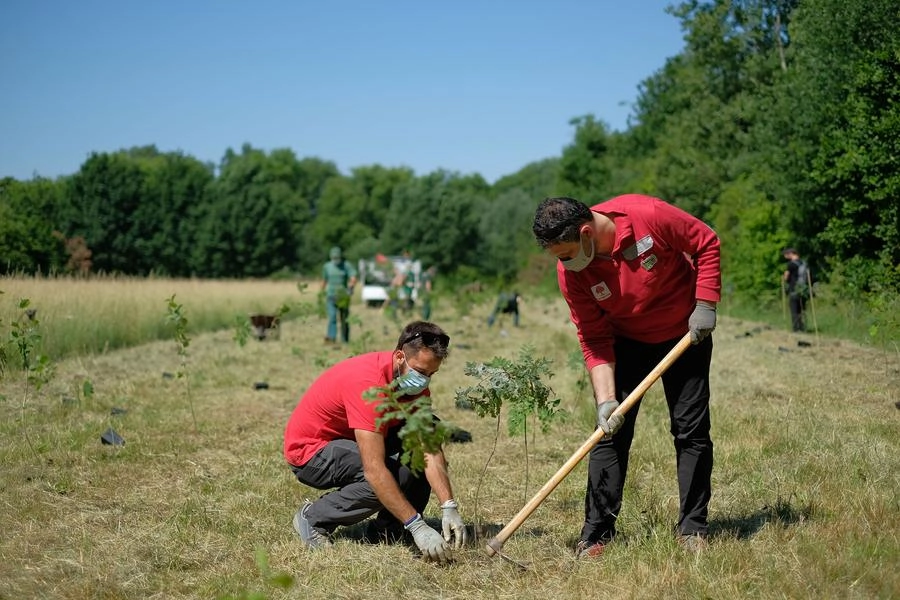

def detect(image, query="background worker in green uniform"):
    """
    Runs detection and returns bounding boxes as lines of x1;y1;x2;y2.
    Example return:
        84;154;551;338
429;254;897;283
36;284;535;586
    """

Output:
322;246;357;343
419;266;436;320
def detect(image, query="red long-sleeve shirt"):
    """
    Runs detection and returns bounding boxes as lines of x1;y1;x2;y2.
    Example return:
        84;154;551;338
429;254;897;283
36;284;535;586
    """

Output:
557;194;721;370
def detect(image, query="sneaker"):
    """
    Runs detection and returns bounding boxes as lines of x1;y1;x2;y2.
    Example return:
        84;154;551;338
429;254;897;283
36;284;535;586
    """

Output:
292;501;333;549
677;533;708;553
574;539;606;559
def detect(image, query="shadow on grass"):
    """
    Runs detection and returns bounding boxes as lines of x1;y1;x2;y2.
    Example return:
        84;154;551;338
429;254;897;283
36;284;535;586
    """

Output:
710;498;813;540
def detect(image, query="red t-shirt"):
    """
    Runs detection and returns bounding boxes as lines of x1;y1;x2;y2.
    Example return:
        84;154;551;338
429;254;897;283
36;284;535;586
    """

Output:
283;351;429;467
558;194;721;370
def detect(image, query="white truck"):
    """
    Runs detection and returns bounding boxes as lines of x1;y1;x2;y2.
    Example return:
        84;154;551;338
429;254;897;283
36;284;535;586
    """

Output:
357;255;421;307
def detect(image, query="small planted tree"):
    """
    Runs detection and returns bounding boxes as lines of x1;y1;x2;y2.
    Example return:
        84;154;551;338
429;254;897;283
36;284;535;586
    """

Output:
165;295;196;431
2;297;54;459
454;345;564;528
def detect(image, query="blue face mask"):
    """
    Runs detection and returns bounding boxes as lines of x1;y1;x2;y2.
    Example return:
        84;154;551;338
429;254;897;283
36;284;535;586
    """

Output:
395;354;430;396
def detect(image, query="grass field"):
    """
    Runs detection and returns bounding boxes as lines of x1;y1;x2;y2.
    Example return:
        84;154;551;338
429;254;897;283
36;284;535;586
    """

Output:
1;279;898;599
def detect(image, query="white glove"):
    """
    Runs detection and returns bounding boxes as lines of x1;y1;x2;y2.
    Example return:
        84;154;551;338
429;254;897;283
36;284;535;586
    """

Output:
405;514;452;563
597;399;624;436
688;302;717;344
440;499;467;549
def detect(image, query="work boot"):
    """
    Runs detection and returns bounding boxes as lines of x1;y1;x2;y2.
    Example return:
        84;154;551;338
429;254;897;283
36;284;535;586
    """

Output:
292;500;333;549
574;539;606;559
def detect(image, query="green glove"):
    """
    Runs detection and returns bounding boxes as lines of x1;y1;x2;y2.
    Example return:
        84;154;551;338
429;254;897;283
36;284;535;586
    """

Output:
688;302;717;344
405;514;452;563
597;399;624;436
440;499;467;549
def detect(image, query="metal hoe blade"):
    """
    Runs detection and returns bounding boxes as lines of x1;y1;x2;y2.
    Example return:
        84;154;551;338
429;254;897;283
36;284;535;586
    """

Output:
496;549;528;571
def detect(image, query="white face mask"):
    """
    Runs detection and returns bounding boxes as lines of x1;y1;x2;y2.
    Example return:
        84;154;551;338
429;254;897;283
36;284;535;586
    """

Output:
561;234;595;272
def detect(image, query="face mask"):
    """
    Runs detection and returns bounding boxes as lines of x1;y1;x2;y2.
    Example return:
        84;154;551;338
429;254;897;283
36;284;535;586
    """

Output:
561;234;595;272
394;354;430;396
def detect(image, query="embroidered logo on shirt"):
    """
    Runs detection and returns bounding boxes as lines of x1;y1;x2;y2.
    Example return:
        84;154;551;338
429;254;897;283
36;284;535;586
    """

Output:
641;254;658;271
591;281;611;301
622;235;654;261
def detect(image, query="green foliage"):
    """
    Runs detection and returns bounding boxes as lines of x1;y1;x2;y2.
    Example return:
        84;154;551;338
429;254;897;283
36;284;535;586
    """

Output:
2;298;53;387
475;189;537;281
710;176;790;297
455;346;563;436
380;170;489;274
1;297;54;462
233;315;252;348
364;384;457;475
492;158;560;200
0;177;68;274
165;295;191;361
557;115;614;200
165;294;196;430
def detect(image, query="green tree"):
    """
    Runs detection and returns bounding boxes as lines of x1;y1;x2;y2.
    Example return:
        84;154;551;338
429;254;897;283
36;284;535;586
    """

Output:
557;115;614;200
381;171;489;274
781;0;900;291
492;158;560;201
0;177;67;274
195;145;338;277
131;148;214;276
476;189;537;281
62;152;146;273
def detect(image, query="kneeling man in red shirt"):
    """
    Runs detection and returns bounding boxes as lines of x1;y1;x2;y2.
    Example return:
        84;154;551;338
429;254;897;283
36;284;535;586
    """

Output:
284;321;466;563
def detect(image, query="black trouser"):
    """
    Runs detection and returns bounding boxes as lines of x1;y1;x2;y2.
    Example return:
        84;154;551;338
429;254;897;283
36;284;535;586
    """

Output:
290;427;431;533
581;335;714;543
788;292;806;332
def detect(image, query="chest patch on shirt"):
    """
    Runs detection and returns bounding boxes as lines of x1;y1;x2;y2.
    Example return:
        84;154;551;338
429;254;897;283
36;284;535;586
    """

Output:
641;254;658;271
622;235;654;261
591;281;611;301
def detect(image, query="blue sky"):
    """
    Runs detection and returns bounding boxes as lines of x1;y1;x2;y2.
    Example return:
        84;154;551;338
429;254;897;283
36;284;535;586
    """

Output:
1;1;685;183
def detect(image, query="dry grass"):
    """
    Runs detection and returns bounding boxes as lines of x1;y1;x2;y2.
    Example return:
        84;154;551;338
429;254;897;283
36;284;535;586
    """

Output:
0;275;307;360
1;280;898;599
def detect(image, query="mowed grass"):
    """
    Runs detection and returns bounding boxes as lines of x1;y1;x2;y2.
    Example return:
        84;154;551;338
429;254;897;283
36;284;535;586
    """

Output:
1;279;898;599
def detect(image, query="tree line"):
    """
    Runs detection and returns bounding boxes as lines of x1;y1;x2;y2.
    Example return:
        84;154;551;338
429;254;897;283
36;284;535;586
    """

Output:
2;0;898;301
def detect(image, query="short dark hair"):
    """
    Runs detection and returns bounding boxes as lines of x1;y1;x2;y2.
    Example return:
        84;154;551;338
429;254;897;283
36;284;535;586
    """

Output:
532;197;594;248
782;247;798;256
396;321;450;358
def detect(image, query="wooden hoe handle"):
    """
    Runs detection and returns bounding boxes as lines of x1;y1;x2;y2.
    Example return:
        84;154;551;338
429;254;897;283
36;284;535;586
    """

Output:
485;332;694;557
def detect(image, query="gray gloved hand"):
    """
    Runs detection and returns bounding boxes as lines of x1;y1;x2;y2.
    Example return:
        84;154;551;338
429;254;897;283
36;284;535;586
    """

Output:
405;514;452;563
440;499;467;549
688;302;717;344
597;399;624;436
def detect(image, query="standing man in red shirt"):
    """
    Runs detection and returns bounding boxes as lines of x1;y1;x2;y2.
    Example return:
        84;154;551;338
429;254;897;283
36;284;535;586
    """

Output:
283;321;466;563
532;195;720;557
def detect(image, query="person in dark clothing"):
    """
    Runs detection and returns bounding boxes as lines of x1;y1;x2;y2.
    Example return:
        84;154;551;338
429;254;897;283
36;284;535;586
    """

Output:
487;291;521;327
782;248;810;332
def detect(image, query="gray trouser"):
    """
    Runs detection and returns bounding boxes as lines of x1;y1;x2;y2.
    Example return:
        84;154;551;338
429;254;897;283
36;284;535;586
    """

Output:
290;428;431;533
